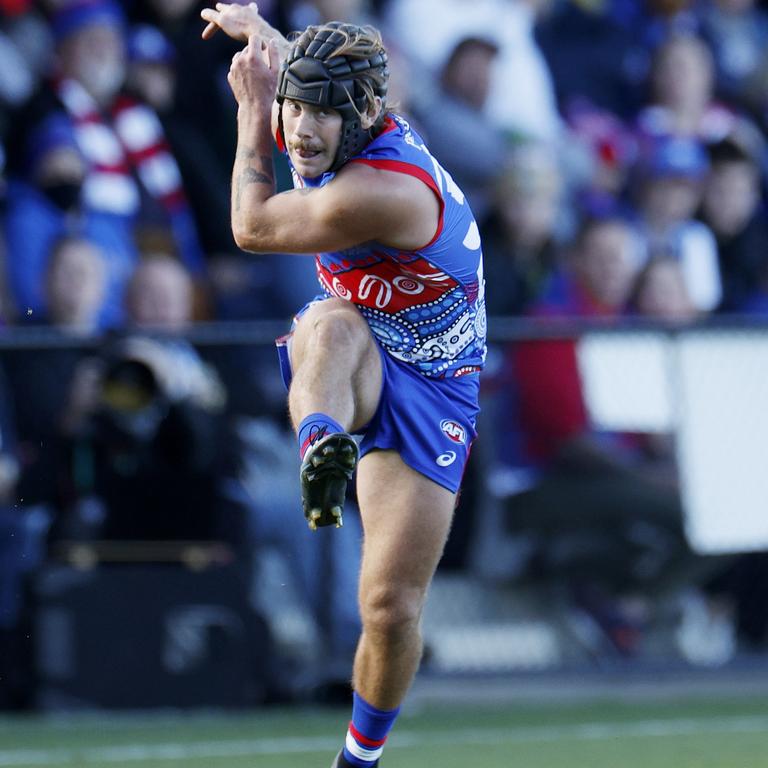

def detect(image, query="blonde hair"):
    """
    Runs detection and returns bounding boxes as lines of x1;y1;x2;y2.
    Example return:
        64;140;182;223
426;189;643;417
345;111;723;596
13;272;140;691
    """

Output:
290;22;386;61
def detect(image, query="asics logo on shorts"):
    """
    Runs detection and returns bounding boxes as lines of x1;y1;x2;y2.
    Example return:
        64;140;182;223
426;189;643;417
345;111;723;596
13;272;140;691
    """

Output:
436;451;457;467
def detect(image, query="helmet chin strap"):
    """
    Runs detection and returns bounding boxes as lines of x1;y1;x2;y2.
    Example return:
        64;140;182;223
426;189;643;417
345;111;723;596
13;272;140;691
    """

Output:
331;115;374;173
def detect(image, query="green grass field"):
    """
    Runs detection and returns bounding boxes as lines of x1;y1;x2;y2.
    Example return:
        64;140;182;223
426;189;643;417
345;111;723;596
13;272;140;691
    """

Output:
2;693;768;768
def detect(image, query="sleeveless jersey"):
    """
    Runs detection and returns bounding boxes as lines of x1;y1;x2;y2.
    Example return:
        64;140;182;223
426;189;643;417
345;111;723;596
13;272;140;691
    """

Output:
288;114;486;379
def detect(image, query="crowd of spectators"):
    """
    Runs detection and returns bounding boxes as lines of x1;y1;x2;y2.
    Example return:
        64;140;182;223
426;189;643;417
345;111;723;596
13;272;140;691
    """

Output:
0;1;764;322
2;0;768;706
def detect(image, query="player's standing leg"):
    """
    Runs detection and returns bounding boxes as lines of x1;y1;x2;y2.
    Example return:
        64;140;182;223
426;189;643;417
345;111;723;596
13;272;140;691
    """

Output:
289;299;457;766
333;450;456;767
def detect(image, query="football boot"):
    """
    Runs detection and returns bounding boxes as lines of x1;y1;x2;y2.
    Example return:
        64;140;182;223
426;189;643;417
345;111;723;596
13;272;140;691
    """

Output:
300;432;358;530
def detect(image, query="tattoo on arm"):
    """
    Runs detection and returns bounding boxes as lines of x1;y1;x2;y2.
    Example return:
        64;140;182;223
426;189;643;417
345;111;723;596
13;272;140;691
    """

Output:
235;154;274;210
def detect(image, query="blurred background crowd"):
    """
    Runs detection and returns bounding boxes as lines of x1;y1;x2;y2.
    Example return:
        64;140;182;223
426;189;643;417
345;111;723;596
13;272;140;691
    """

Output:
1;0;768;711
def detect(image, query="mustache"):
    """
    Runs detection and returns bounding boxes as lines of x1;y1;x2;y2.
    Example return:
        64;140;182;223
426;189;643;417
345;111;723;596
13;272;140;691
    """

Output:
290;141;324;153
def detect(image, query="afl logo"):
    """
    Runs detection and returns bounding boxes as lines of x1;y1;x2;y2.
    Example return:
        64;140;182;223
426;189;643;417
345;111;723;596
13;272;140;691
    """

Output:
440;419;466;445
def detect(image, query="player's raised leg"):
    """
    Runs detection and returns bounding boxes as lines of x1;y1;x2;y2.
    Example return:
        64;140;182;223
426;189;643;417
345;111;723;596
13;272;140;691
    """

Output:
288;298;382;528
334;450;456;767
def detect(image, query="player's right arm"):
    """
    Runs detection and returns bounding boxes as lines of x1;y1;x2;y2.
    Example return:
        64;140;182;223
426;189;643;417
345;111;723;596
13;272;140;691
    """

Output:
225;35;439;256
231;159;439;255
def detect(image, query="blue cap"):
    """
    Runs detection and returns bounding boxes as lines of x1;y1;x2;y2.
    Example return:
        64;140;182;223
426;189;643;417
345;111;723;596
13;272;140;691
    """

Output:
642;136;709;180
127;24;176;64
52;0;125;43
25;113;81;174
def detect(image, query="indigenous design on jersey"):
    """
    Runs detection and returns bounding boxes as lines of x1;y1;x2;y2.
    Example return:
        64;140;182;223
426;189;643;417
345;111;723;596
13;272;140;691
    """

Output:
290;115;486;378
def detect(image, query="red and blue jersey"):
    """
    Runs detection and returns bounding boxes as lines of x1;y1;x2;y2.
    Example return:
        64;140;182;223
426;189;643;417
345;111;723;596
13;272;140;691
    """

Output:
287;114;487;378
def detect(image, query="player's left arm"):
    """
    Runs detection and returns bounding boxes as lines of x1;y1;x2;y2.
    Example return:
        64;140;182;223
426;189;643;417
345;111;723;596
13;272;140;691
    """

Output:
201;2;290;59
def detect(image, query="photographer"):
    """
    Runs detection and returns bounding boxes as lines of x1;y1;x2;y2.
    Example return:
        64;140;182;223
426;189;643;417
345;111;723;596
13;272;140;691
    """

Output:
55;333;232;544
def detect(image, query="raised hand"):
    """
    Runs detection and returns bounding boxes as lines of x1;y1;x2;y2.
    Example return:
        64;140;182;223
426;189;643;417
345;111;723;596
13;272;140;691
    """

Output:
201;1;288;58
227;34;280;108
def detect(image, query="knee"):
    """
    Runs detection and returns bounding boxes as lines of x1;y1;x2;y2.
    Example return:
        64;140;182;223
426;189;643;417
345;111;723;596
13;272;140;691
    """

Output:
310;303;368;351
359;583;425;642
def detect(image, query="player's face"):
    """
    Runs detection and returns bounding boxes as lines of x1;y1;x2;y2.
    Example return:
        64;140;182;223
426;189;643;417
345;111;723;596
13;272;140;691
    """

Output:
282;99;343;177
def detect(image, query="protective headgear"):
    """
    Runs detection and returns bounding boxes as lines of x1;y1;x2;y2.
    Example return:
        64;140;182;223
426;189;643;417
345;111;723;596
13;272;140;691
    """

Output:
276;23;388;173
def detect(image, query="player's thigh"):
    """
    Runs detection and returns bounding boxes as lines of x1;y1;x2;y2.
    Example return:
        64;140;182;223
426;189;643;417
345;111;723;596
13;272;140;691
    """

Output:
289;297;370;369
356;449;456;600
289;298;383;429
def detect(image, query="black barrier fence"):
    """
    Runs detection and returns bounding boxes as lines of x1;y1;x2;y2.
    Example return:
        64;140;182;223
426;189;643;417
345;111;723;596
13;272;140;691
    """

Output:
1;317;768;710
1;313;768;349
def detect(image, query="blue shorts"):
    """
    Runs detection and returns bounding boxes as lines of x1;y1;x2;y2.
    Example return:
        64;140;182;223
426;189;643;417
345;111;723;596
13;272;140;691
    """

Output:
276;301;480;494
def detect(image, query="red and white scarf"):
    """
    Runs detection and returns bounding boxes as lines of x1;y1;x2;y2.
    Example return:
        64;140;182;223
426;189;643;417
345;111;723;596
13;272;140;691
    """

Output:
56;78;186;216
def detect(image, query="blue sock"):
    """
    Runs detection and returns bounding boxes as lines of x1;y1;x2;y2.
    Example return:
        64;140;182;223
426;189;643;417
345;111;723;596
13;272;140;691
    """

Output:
297;412;345;459
342;692;400;766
